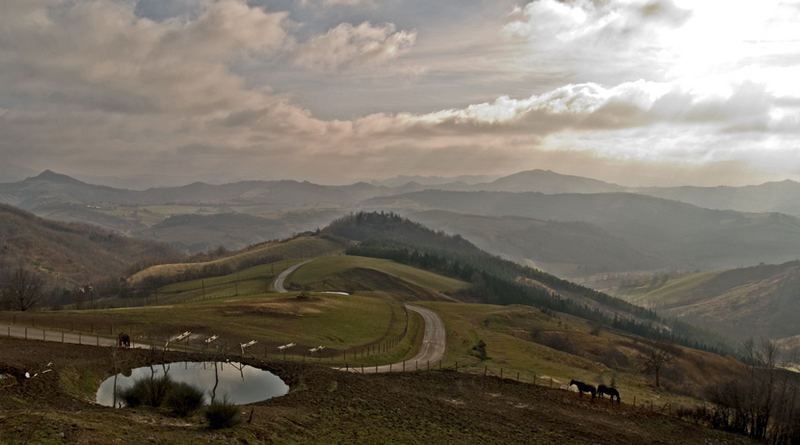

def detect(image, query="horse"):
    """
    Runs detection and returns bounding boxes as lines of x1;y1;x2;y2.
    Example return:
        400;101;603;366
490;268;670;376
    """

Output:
117;332;131;348
569;379;596;399
597;384;621;404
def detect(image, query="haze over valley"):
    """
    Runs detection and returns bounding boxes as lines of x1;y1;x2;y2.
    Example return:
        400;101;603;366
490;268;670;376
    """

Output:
3;1;800;443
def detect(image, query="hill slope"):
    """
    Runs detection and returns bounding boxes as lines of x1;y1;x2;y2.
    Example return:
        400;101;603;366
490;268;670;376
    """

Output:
366;190;800;272
639;180;800;216
0;204;183;287
408;210;662;278
611;261;800;351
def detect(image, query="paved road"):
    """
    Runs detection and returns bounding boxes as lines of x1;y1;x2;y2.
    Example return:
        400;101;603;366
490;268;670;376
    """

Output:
273;259;314;293
352;304;446;373
271;260;448;374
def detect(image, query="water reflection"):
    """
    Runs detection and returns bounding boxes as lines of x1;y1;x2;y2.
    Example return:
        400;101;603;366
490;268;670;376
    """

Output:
96;361;289;407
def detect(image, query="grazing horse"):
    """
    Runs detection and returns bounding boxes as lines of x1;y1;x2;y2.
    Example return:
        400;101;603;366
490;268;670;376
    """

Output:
569;379;596;399
117;332;131;348
597;384;621;404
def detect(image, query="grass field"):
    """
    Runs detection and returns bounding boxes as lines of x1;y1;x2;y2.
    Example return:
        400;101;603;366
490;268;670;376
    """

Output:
129;236;342;285
287;255;468;294
418;301;745;410
613;271;720;309
1;290;410;357
0;338;753;445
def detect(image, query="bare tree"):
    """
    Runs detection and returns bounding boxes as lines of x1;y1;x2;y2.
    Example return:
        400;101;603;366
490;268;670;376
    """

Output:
1;265;44;311
640;343;673;388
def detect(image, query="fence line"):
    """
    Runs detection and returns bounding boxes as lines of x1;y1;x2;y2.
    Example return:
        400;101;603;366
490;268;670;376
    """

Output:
2;321;682;417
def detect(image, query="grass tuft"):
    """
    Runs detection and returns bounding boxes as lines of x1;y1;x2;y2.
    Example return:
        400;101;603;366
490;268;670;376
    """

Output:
205;397;241;429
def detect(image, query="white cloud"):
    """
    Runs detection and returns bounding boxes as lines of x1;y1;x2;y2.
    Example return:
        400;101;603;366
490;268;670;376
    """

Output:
1;0;800;186
292;22;416;72
301;0;376;6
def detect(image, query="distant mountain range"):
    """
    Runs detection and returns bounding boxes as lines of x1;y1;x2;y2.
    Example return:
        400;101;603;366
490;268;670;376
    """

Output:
407;210;661;278
368;190;800;273
4;168;800;277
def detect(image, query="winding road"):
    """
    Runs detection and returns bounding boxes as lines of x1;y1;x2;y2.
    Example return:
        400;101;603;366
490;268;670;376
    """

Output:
273;259;314;293
272;259;447;373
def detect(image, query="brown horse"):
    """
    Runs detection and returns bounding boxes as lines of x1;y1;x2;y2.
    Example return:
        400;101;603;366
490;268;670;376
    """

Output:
117;332;131;348
569;379;596;399
597;384;620;404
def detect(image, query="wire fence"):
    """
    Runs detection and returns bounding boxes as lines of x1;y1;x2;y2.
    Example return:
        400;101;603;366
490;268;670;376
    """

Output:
1;317;681;417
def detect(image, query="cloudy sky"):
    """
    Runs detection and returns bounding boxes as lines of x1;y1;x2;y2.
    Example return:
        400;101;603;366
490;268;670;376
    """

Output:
2;0;800;187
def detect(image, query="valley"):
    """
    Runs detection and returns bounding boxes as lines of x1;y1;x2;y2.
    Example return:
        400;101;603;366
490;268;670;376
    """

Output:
3;173;800;443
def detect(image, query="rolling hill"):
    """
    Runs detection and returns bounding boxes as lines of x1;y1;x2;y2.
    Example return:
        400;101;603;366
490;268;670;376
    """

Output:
366;190;800;273
611;260;800;353
639;180;800;217
0;204;183;289
407;210;662;278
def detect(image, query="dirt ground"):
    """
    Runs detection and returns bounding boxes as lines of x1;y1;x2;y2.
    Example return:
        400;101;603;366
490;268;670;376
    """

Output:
0;337;752;445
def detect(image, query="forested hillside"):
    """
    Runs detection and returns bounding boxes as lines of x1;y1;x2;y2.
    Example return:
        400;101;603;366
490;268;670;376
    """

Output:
323;212;731;354
0;204;184;306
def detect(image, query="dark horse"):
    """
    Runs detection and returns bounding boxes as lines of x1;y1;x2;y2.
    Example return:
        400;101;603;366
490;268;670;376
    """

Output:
597;384;620;404
117;332;131;348
569;379;596;398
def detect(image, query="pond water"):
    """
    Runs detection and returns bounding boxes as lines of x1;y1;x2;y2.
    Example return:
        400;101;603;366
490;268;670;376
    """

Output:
95;361;289;408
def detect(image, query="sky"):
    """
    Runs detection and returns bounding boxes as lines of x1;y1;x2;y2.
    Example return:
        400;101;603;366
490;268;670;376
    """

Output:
1;0;800;188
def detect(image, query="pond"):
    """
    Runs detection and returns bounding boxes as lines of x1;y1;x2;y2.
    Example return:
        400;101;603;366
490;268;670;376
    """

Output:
96;361;289;408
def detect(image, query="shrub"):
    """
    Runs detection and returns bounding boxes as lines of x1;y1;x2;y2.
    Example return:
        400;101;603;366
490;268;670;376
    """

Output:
470;339;488;361
120;374;173;408
165;382;205;417
205;398;241;429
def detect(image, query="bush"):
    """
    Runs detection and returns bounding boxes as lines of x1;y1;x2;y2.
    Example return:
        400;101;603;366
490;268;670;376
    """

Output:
205;398;241;429
470;339;488;361
120;374;173;408
165;382;205;417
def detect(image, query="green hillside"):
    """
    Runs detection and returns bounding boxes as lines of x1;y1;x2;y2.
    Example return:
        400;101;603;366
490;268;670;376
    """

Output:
323;212;730;355
286;255;468;297
128;235;342;288
612;261;800;349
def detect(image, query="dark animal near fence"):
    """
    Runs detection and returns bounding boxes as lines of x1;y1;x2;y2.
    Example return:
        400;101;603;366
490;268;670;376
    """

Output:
118;332;131;348
597;384;620;403
569;379;596;398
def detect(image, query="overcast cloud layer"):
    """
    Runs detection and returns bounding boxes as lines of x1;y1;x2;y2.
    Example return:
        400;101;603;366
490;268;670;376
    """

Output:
1;0;799;187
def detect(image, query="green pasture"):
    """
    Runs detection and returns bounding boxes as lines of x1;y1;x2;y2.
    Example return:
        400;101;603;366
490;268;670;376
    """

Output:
419;301;710;408
287;255;468;294
129;236;342;284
